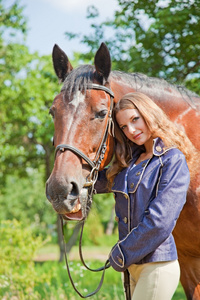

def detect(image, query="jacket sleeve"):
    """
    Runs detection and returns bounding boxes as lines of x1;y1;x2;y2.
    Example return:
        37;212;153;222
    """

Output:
109;152;190;271
94;168;110;194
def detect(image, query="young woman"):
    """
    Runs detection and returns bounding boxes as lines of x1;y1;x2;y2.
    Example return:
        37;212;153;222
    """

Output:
95;92;195;300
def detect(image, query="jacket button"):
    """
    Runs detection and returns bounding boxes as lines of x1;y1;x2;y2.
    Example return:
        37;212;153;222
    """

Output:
156;146;162;152
117;257;123;264
130;183;134;189
136;171;141;176
142;163;146;167
123;217;128;224
115;216;119;222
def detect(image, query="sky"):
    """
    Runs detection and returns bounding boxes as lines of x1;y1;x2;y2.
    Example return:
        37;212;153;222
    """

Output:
19;0;117;58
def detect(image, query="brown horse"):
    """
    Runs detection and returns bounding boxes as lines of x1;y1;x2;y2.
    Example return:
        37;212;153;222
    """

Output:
46;43;200;299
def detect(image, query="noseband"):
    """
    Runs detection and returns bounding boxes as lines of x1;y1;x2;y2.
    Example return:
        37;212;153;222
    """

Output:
55;83;116;298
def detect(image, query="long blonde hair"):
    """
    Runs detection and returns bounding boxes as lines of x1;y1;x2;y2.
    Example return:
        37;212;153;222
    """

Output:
107;92;198;187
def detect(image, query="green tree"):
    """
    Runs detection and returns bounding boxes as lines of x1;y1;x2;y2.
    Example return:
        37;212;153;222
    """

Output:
65;0;200;85
0;0;59;187
0;0;26;185
0;0;63;251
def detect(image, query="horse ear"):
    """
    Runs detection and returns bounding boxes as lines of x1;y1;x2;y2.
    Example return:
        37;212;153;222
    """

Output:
52;44;73;82
94;43;111;81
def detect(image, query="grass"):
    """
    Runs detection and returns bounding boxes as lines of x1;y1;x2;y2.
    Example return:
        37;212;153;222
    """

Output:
34;244;186;300
35;260;124;299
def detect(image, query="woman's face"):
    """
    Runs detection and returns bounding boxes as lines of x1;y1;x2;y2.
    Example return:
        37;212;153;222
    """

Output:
116;108;152;147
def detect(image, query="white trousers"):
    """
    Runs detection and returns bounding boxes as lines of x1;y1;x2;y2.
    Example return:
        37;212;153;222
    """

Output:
127;260;180;300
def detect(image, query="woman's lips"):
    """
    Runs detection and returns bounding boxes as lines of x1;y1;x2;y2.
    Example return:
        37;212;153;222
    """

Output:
133;133;142;140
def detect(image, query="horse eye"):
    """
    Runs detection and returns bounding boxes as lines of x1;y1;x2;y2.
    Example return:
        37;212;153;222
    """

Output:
95;110;108;119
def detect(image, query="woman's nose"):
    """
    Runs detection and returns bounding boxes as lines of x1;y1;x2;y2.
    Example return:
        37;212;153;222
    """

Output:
128;124;136;134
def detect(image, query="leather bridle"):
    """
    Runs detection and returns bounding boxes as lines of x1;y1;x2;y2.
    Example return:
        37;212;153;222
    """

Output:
56;83;115;298
55;83;114;191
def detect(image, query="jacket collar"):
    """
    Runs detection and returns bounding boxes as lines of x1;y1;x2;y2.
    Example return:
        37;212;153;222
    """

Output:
111;138;173;193
153;137;167;156
131;137;171;158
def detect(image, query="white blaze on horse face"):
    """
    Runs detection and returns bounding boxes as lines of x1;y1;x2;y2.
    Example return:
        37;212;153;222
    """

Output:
65;91;85;130
70;91;85;109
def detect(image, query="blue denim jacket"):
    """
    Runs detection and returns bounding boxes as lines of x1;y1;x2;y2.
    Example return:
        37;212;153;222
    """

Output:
95;138;190;272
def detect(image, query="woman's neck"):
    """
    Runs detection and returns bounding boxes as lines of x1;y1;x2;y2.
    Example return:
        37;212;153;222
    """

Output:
134;137;154;165
144;137;154;155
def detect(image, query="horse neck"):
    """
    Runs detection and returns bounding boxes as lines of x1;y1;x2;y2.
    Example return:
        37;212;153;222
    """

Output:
109;71;200;153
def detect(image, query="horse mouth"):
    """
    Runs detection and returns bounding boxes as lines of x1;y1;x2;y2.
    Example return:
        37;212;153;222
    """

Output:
62;200;83;221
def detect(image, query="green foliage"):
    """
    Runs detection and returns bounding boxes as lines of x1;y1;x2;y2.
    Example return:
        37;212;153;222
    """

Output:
0;0;27;40
0;172;57;238
82;207;104;245
185;77;200;95
0;219;51;300
65;0;200;86
93;193;115;225
1;51;58;186
0;1;59;188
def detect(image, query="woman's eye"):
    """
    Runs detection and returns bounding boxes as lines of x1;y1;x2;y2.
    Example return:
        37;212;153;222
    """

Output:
95;110;108;119
132;117;139;122
121;125;126;131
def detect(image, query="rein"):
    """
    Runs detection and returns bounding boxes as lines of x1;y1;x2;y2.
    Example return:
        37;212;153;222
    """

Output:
57;83;114;298
60;216;110;298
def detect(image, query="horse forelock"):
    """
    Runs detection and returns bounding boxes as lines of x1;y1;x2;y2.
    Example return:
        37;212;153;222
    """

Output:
62;65;96;99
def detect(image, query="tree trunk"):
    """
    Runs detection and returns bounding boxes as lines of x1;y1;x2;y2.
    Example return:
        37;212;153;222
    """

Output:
65;222;82;253
106;205;115;235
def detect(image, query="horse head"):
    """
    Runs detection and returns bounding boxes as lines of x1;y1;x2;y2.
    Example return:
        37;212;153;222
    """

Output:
46;43;114;221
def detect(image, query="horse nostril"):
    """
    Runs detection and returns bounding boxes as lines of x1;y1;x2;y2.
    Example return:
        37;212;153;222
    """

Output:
69;182;79;197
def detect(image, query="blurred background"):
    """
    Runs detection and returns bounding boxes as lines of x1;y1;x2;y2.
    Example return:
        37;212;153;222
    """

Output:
1;0;200;298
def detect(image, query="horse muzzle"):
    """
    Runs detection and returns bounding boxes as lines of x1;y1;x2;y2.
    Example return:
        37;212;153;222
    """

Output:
62;188;90;221
46;178;90;221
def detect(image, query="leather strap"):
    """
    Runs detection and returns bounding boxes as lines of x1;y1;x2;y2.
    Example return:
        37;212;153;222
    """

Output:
55;144;95;169
124;269;131;300
60;216;110;298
